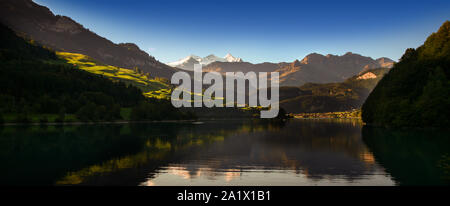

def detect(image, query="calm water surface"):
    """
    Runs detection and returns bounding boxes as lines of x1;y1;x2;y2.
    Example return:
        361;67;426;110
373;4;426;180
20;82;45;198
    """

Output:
0;119;448;185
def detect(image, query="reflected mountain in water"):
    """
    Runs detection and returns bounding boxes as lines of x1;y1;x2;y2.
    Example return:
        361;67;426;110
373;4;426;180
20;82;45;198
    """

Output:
7;120;394;185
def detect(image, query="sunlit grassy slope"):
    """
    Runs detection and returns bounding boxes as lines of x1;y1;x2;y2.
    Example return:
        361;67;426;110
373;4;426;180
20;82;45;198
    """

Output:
57;52;171;99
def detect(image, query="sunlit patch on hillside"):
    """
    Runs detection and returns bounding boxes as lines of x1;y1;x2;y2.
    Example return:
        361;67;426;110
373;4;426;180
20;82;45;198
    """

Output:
57;52;172;99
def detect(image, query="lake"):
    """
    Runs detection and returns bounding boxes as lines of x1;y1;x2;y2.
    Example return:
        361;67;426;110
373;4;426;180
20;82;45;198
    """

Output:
0;119;448;186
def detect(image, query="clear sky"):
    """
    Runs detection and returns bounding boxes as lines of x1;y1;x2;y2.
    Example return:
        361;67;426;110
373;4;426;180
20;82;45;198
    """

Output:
34;0;450;64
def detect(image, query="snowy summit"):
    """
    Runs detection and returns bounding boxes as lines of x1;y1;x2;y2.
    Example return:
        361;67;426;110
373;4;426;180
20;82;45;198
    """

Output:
168;53;243;70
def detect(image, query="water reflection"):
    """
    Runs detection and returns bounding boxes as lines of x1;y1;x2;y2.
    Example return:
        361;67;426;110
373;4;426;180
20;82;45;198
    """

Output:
362;127;450;185
0;120;447;185
0;124;147;185
134;119;393;186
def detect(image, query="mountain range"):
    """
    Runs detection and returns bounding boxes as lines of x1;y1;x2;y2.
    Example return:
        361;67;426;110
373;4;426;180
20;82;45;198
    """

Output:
0;0;396;88
203;52;394;86
168;53;243;70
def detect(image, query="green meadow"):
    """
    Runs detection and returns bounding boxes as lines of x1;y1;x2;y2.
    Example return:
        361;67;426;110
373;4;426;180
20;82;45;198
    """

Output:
57;52;172;99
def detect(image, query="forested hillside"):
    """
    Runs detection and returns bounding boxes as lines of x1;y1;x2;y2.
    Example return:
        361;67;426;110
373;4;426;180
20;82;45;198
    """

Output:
362;21;450;127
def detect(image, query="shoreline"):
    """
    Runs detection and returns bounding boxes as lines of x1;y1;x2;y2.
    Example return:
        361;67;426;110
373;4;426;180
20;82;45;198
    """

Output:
0;119;198;126
293;117;362;120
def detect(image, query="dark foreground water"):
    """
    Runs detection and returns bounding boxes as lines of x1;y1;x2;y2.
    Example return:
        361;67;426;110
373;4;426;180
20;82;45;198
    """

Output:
0;119;448;186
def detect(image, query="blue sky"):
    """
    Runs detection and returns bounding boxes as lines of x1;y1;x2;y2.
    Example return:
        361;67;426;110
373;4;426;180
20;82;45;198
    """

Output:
34;0;450;63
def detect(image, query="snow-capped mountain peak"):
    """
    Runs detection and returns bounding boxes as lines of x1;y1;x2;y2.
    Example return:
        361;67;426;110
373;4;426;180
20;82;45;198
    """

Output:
167;55;201;67
225;53;242;62
168;53;243;70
